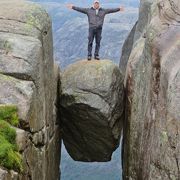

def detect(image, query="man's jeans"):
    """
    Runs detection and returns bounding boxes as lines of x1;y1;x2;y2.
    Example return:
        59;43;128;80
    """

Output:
88;27;102;57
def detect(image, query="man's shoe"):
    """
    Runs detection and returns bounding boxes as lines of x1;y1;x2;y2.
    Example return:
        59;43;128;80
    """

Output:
87;56;92;61
94;55;100;60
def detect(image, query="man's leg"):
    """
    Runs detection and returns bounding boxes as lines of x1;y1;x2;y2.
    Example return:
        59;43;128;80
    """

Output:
88;27;95;57
94;27;102;58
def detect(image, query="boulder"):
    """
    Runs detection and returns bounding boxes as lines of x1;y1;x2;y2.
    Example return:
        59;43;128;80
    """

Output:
120;0;180;179
60;60;124;162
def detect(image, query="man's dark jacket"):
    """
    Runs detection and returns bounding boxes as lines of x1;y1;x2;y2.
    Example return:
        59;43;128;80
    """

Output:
72;6;120;28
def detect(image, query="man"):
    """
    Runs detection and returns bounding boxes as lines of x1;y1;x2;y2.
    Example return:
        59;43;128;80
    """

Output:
66;0;124;60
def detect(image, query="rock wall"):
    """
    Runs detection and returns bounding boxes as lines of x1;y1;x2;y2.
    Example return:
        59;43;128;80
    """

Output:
120;0;180;179
0;1;61;179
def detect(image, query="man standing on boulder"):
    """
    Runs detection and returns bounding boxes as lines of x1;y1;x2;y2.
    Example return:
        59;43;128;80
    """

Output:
66;0;124;60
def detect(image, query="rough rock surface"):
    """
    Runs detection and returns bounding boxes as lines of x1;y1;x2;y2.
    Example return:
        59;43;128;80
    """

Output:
60;60;124;162
120;0;180;179
0;1;61;179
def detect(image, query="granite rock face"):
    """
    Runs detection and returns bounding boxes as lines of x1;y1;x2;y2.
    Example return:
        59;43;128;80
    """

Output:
0;1;61;179
120;0;180;179
60;60;124;162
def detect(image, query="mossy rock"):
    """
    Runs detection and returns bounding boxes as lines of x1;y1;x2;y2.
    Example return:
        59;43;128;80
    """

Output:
0;134;22;172
0;120;16;145
0;105;23;172
0;105;19;126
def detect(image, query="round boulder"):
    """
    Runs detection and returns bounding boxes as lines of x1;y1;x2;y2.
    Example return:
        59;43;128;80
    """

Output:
60;60;124;162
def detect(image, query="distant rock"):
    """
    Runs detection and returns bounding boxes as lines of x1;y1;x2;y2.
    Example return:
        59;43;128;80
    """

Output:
120;0;180;179
60;60;124;162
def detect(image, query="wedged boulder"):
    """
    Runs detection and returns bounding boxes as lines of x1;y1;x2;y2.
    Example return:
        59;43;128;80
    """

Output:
60;60;124;162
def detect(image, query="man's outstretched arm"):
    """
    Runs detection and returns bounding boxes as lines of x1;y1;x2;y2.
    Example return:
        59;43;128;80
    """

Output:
66;4;88;14
105;6;124;14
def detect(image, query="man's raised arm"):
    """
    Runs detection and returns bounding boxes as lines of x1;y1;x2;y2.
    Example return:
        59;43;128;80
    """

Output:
105;6;124;14
66;4;88;14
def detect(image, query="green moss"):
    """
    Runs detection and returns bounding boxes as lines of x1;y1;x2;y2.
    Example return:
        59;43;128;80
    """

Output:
0;120;16;145
0;105;19;126
0;135;22;172
0;105;23;172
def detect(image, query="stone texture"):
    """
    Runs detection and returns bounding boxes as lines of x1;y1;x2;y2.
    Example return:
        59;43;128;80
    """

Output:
0;1;61;179
120;0;180;179
0;168;18;180
60;60;124;162
120;22;137;77
0;169;8;180
15;128;28;152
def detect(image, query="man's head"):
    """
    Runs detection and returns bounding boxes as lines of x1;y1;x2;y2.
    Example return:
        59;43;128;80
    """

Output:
93;0;100;9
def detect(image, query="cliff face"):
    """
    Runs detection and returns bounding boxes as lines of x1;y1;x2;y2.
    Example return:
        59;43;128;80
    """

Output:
120;0;180;179
0;1;61;179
